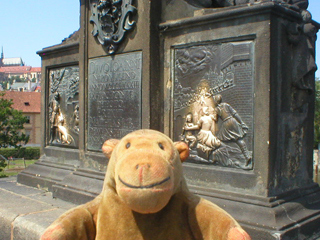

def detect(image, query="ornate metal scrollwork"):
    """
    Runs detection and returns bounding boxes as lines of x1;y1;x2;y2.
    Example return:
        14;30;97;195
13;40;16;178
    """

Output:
90;0;137;54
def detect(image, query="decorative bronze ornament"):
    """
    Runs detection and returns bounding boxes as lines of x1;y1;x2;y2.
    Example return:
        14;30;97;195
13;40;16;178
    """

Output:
90;0;137;54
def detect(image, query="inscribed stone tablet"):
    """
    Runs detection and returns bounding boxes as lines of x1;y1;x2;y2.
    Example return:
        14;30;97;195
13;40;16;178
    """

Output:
88;52;142;151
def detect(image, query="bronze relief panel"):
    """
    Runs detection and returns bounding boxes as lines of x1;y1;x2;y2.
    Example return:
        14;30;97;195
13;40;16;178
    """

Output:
48;66;80;148
173;41;254;170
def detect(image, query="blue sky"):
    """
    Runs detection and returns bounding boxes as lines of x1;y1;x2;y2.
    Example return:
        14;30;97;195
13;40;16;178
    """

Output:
0;0;319;77
0;0;80;67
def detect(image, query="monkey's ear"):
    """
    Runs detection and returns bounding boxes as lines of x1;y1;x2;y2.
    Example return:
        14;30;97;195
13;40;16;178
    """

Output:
174;141;189;163
102;139;120;158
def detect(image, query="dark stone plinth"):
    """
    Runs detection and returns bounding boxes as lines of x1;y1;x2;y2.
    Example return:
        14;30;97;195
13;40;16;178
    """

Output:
18;148;106;205
161;2;320;239
17;160;77;191
52;169;104;205
189;183;320;239
18;146;80;191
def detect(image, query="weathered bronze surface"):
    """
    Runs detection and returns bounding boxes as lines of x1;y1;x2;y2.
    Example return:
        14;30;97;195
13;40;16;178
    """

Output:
88;52;142;151
183;0;309;10
48;66;80;147
90;0;137;54
173;41;253;169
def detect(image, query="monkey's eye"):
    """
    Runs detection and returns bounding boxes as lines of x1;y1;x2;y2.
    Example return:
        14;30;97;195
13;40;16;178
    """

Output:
126;142;131;149
158;143;164;150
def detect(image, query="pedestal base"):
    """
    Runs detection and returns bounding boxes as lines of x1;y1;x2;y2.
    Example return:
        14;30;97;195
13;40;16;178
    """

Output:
18;158;320;239
52;169;104;204
17;160;76;191
17;160;104;205
189;184;320;240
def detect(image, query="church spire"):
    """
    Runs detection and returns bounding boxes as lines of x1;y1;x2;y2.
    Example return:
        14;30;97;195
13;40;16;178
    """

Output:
0;47;3;67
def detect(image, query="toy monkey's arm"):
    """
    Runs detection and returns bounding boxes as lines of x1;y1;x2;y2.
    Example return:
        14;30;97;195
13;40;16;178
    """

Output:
188;198;251;240
40;197;101;240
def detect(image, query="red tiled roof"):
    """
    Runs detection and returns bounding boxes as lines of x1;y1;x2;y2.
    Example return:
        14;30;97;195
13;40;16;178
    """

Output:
34;85;41;92
31;67;41;72
1;91;41;113
0;66;41;74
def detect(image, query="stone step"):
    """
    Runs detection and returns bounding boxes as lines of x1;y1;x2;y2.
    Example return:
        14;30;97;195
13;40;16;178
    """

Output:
0;177;77;240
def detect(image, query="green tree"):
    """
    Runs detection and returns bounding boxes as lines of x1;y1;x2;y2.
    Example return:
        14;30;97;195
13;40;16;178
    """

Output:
0;92;29;148
10;76;25;82
2;76;17;90
0;158;6;177
314;78;320;148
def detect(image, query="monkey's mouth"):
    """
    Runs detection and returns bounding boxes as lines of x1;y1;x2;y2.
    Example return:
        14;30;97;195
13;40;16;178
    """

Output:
118;176;171;189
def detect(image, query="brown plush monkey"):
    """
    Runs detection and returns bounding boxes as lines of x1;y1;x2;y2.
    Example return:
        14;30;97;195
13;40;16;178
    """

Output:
41;129;250;240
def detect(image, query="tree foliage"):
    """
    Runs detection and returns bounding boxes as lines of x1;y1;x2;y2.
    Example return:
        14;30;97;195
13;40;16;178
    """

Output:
10;76;25;82
0;92;29;148
0;158;6;177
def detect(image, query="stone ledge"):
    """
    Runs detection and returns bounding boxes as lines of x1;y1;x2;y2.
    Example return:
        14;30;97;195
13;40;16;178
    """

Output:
0;177;77;240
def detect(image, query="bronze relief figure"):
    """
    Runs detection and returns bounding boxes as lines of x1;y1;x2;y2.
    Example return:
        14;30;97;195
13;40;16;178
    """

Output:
174;41;254;170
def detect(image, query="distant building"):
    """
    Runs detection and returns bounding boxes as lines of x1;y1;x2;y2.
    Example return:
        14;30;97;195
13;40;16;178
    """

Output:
10;81;41;92
1;57;24;66
0;48;41;84
1;91;41;146
0;66;41;82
